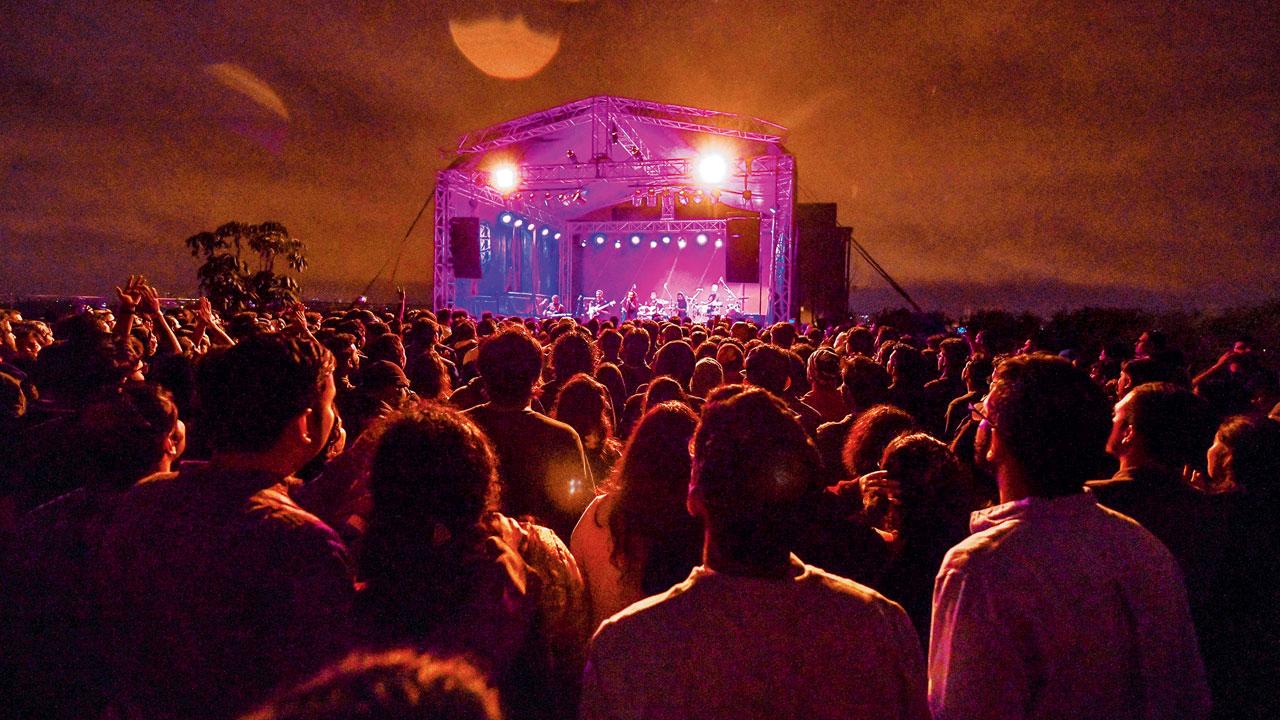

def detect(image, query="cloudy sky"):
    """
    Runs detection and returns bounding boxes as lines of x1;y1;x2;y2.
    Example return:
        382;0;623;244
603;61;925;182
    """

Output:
2;0;1276;313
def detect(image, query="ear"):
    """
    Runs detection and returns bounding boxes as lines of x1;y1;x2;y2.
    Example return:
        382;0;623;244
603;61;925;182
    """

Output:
686;482;705;519
290;408;315;446
1121;422;1137;447
166;419;187;457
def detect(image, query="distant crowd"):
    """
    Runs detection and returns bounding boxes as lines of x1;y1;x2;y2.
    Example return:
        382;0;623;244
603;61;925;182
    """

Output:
1;278;1277;720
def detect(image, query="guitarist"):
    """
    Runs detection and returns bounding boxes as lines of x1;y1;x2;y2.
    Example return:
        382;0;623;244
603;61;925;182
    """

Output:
586;290;614;319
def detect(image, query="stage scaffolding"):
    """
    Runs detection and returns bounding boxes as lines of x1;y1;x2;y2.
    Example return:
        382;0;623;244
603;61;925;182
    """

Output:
433;95;797;322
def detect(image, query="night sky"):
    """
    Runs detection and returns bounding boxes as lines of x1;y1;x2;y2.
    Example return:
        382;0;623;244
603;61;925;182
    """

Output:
2;1;1277;313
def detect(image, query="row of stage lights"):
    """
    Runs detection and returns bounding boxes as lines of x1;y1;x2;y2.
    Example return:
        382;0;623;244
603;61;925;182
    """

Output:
498;212;562;240
487;152;733;195
582;233;722;250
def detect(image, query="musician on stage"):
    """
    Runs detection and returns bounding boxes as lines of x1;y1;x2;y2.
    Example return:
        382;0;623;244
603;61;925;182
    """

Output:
540;294;565;317
587;290;612;319
622;286;639;321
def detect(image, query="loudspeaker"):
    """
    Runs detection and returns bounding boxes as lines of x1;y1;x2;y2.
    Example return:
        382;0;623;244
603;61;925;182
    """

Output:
449;217;482;279
725;216;760;283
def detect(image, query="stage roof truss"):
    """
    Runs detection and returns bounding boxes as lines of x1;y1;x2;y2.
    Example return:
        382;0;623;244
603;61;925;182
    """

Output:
567;219;729;235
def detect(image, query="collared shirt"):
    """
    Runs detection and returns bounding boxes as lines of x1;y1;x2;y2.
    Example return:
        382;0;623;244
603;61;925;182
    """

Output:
581;555;929;720
928;492;1210;720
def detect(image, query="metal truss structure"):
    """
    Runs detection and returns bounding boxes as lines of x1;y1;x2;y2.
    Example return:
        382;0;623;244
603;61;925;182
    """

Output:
434;96;796;320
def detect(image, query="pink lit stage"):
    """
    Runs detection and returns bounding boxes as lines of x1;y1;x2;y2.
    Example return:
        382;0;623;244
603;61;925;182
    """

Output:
433;96;796;321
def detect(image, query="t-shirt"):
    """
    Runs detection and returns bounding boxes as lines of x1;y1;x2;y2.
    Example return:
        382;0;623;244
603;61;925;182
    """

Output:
581;555;929;720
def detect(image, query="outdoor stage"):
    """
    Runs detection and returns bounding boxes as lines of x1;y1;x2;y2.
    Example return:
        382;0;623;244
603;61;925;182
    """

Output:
432;96;796;322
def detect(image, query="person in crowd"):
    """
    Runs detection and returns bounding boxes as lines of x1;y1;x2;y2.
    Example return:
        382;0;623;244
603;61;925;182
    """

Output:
618;340;696;437
580;389;928;720
2;383;186;719
743;344;823;435
858;433;971;646
465;327;592;542
618;328;651;394
802;347;847;423
540;331;598;411
689;356;724;399
921;337;969;436
842;404;917;479
642;375;688;412
571;402;700;630
714;340;745;383
94;334;355;720
942;354;993;440
336;359;416;442
240;650;501;720
553;374;623;484
592;361;627;428
355;406;587;720
885;342;931;420
929;355;1210;719
405;349;452;402
814;355;892;486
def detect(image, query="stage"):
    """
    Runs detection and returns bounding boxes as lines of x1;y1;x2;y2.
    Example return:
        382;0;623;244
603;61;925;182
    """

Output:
432;96;796;322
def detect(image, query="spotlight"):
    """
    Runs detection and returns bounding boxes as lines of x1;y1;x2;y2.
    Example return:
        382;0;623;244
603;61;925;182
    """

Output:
613;240;622;250
527;224;536;232
696;233;708;246
500;213;512;224
489;164;518;193
554;232;562;240
695;153;729;185
649;240;658;248
513;219;524;228
541;228;550;236
661;235;671;245
566;149;579;164
580;239;588;248
714;239;723;248
630;235;641;246
677;238;687;249
594;234;606;245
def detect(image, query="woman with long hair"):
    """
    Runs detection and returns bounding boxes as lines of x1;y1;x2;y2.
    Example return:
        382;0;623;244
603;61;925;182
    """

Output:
357;405;588;720
570;401;700;630
553;373;622;484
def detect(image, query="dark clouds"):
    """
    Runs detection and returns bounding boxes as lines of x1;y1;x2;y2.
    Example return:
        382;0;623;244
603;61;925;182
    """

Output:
1;0;1277;312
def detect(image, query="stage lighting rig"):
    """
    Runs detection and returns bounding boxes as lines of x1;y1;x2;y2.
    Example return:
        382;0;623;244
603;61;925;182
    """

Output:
695;153;730;185
500;213;513;224
489;164;518;193
696;233;708;246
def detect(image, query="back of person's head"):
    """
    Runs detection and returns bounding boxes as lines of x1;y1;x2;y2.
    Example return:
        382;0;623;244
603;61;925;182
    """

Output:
841;355;891;410
598;328;622;357
938;337;969;374
643;375;687;412
553;373;613;447
691;389;818;550
769;322;797;349
887;342;928;386
714;341;745;377
963;354;994;393
406;317;440;348
365;333;406;367
689;357;724;398
843;404;917;477
406;351;452;402
475;327;542;405
743;344;793;395
621;328;649;364
609;402;700;586
651;340;695;387
241;649;500;720
551;331;597;380
32;336;127;406
77;382;182;489
1120;356;1186;390
987;354;1111;496
196;334;334;453
807;347;842;389
1118;382;1215;468
871;433;970;543
845;326;875;356
1214;414;1280;499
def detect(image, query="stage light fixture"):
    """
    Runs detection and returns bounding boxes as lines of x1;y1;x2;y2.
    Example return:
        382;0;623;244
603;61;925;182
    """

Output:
714;239;723;248
500;213;513;224
527;224;536;232
541;228;550;236
677;238;687;249
661;235;671;245
613;240;622;250
696;233;708;246
630;235;641;246
489;165;519;193
580;240;588;248
695;153;730;185
594;234;606;245
554;232;562;240
649;240;658;249
513;219;524;228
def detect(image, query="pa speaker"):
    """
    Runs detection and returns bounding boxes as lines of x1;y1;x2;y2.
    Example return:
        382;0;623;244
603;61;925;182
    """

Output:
449;217;482;279
725;217;760;283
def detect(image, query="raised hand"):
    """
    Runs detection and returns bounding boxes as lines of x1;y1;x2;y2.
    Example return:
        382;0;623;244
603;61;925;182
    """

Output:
137;281;163;316
114;274;144;311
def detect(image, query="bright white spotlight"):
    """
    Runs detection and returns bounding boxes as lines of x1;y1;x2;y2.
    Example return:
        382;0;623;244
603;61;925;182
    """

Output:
554;232;562;240
630;235;641;246
677;238;687;249
527;224;536;232
580;239;588;248
541;228;550;236
594;234;606;245
513;219;524;228
613;240;622;250
696;233;708;246
714;239;723;248
695;153;729;185
661;235;671;245
649;240;658;249
489;165;518;193
500;213;513;224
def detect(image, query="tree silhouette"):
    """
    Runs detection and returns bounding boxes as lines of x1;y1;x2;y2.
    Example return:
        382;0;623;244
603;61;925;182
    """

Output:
185;221;308;313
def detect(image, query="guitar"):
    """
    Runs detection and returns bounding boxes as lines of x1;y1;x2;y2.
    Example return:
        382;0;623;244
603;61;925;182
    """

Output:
586;300;616;317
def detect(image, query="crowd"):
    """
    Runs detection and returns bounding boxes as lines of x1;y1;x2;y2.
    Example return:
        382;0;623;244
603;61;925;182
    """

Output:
0;279;1278;720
